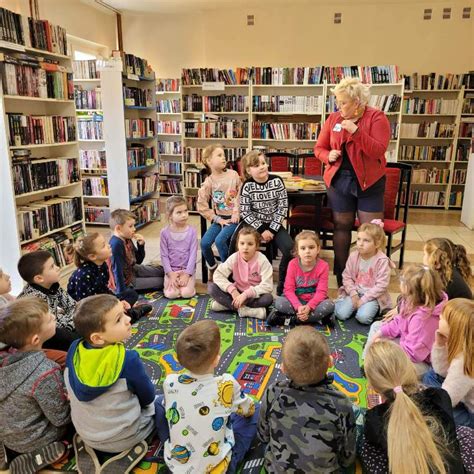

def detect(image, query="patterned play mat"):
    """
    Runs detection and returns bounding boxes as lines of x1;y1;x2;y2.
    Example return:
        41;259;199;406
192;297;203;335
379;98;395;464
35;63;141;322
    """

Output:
48;293;368;473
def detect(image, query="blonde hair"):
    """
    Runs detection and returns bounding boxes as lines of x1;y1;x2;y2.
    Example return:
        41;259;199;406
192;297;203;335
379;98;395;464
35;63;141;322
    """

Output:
241;150;264;180
202;144;224;172
293;230;321;256
73;233;100;267
165;196;188;220
358;222;386;251
109;209;135;230
282;326;330;385
400;264;444;315
424;238;473;287
365;340;447;474
442;298;474;377
331;77;371;107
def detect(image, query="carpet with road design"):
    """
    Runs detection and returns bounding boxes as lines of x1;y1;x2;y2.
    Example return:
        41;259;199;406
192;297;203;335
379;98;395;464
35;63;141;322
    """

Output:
50;292;367;473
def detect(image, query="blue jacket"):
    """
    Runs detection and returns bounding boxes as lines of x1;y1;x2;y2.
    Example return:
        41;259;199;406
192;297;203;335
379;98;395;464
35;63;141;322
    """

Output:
67;262;112;301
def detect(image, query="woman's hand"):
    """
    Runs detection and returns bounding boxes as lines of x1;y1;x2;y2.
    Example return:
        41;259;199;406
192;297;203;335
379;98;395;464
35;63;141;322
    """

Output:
341;120;358;134
328;150;341;163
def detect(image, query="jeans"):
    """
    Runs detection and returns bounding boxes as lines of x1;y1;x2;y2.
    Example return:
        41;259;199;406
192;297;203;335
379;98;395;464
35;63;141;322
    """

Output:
201;222;237;268
208;283;273;310
153;395;170;442
423;369;474;428
274;295;335;324
334;295;380;325
228;404;260;474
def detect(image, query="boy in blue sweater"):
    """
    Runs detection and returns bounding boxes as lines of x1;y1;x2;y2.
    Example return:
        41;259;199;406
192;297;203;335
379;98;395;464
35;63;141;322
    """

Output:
65;294;168;472
108;209;164;299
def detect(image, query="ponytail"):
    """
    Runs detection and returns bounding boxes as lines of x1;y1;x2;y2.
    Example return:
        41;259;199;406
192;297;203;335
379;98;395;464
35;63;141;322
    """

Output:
451;242;473;283
365;340;447;474
73;233;100;267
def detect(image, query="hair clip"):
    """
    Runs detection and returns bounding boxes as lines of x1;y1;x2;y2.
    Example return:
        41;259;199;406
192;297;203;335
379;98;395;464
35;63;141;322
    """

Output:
393;385;403;394
370;218;384;229
422;265;430;271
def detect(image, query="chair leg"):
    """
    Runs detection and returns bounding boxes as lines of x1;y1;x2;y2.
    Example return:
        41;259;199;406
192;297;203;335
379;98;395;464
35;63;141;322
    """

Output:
399;231;407;269
386;234;393;262
201;255;208;284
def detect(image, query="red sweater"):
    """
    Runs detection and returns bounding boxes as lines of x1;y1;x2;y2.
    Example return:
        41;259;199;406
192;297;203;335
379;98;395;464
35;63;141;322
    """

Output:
314;107;390;191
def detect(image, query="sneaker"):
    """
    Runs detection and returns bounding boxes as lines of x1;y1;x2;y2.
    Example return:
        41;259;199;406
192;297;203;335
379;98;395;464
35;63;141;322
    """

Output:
266;308;287;326
322;312;336;328
210;300;228;312
100;440;148;474
128;304;153;323
238;306;266;320
73;434;101;474
10;441;66;474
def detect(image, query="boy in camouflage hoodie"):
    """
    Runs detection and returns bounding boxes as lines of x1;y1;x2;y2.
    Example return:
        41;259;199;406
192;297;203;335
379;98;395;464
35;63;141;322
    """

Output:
258;327;356;473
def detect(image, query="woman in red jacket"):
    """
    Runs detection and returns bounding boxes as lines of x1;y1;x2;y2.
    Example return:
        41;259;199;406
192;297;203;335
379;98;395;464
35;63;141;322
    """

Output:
315;78;390;286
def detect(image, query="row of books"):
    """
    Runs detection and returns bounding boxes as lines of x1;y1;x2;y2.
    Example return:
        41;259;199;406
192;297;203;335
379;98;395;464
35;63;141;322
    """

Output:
7;113;76;146
412;168;449;184
73;60;99;80
182;68;250;85
12;158;79;195
157;121;181;134
80;149;106;170
403;73;471;91
326;94;402;113
402;190;463;208
184;120;248;139
157;99;181;113
449;191;464;207
186;195;198;212
129;173;159;198
459;123;473;138
253;95;323;113
183;146;247;164
28;18;67;55
252;67;324;86
160;162;182;174
456;143;470;161
18;196;82;242
133;199;160;226
127;145;157;168
389;122;399;140
123;53;154;79
0;53;73;99
125;118;156;139
77;113;103;140
399;145;451;162
159;141;182;154
462;94;474;114
402;98;458;115
252;122;320;141
157;78;180;92
0;7;24;45
74;86;102;109
160;179;182;194
183;94;249;113
83;177;108;197
184;169;203;188
85;206;110;224
452;169;467;185
21;223;84;268
400;122;455;138
123;86;153;108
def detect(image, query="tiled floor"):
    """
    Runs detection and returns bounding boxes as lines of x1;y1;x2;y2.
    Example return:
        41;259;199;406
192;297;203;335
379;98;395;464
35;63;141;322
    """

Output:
83;209;474;302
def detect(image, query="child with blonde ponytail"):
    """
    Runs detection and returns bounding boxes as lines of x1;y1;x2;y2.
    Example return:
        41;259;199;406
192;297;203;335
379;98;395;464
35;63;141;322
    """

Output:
361;340;465;474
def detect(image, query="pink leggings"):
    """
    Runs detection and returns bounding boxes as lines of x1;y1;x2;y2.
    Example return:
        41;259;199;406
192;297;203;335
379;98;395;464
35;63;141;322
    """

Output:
164;274;196;299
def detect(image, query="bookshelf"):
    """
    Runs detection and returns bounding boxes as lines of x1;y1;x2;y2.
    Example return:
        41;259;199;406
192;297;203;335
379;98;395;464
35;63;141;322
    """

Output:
156;78;183;210
100;54;160;227
73;59;108;226
0;30;85;293
399;87;464;209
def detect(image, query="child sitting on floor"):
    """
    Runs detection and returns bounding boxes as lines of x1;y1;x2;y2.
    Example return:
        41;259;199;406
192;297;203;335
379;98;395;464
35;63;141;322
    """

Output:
0;297;70;474
163;320;258;473
209;226;273;319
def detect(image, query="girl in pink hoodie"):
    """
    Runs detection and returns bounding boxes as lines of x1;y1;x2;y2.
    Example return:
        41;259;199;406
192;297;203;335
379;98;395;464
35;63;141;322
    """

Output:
364;264;447;377
335;221;394;325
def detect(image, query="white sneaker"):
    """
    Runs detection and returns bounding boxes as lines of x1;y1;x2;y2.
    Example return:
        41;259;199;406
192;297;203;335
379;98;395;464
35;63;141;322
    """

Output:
211;300;228;312
238;306;266;320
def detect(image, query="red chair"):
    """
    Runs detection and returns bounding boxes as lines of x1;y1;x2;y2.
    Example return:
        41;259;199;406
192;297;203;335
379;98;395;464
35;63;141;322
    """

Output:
266;152;297;172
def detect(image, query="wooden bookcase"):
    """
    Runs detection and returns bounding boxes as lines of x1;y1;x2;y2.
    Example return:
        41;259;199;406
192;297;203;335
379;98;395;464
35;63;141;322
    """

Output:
0;43;85;293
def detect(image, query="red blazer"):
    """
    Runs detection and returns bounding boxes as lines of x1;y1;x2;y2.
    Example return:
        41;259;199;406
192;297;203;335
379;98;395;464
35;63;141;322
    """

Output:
314;107;390;191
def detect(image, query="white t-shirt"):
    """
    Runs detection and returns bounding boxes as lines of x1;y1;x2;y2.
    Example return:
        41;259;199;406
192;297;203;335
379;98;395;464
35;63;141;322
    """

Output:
163;372;255;473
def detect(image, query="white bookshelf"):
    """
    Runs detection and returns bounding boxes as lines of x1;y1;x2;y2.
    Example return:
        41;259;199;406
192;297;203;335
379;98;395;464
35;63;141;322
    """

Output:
0;44;85;293
399;88;464;209
100;57;160;227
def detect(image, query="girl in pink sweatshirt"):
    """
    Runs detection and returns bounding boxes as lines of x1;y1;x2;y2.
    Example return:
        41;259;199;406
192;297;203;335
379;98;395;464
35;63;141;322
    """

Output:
423;298;474;428
208;226;273;320
268;231;335;326
364;264;447;377
335;221;394;325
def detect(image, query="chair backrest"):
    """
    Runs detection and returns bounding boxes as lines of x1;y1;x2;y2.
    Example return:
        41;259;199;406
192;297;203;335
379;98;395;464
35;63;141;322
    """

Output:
385;162;413;223
265;152;296;172
296;152;322;176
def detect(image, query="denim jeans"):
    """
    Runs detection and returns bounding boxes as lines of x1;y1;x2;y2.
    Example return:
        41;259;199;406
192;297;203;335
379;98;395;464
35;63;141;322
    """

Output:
334;295;380;325
201;222;237;267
